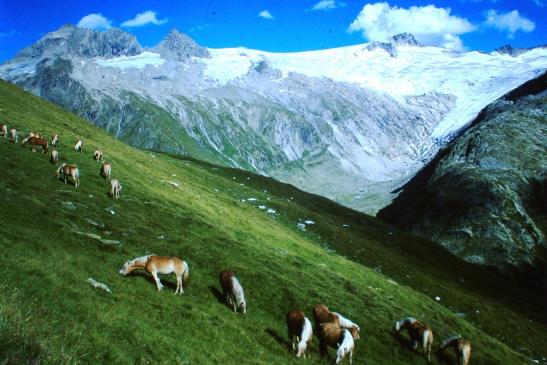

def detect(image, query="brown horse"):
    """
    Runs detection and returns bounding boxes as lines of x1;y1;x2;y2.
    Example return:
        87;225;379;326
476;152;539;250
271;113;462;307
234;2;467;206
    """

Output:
219;270;246;314
439;336;471;365
313;304;360;339
286;310;313;358
393;317;433;361
119;255;189;294
319;323;355;364
23;136;49;153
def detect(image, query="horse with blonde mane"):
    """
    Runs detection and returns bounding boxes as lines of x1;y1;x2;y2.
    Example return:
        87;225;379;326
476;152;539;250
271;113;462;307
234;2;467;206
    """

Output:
319;323;355;364
313;304;360;339
438;335;471;365
393;317;433;361
119;255;189;294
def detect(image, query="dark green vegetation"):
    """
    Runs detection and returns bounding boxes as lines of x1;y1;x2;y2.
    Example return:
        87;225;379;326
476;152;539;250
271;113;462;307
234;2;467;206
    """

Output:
379;73;546;288
0;79;546;364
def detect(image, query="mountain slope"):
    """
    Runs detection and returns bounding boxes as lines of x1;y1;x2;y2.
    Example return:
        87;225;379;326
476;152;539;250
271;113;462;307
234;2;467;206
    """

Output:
1;80;546;364
378;73;547;285
2;25;546;213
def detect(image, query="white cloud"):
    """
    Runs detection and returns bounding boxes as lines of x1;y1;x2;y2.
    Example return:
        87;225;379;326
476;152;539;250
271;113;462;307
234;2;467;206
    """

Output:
258;10;274;20
483;10;535;37
77;13;112;31
311;0;346;11
532;0;544;6
121;11;168;28
347;2;476;50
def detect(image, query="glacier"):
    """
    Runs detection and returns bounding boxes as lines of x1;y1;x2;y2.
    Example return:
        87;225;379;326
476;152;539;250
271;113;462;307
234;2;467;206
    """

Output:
1;25;546;213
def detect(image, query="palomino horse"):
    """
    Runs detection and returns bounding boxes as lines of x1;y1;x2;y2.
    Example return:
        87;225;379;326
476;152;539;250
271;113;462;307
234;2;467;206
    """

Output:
100;161;112;180
393;317;433;361
50;150;59;164
110;179;122;199
0;124;7;138
94;149;103;161
56;163;79;187
119;255;189;295
9;128;17;143
319;323;354;364
286;310;313;358
313;304;360;339
439;336;471;365
219;270;246;314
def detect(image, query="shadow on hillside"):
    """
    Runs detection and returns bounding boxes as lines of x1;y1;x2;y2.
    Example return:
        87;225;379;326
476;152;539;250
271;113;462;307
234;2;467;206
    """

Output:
393;332;418;354
208;286;225;304
265;328;291;352
435;351;456;365
128;272;177;290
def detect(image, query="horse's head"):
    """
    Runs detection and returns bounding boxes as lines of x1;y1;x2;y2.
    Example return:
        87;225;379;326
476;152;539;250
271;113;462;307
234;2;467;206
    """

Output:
118;261;131;276
350;325;360;340
239;299;247;314
392;320;401;336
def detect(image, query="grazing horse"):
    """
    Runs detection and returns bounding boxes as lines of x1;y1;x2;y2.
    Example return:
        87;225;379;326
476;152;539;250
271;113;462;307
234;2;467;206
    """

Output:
286;310;313;358
110;179;122;199
439;336;471;365
100;161;112;180
50;149;59;164
219;270;247;314
9;128;17;143
393;317;433;361
319;323;354;364
0;123;7;138
94;149;103;161
52;134;59;147
74;139;83;152
56;163;79;187
313;304;360;339
23;136;48;153
119;255;190;294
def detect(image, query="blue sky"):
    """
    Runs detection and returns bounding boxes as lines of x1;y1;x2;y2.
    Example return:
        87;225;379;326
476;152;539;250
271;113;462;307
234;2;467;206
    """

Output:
1;0;545;62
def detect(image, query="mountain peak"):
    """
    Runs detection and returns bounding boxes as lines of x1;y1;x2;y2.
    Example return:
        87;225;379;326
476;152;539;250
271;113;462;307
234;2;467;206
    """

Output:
365;33;421;57
13;24;142;61
153;29;210;61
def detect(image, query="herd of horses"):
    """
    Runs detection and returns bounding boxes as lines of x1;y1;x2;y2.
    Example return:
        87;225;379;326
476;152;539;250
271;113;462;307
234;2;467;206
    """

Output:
0;122;471;364
0;123;122;198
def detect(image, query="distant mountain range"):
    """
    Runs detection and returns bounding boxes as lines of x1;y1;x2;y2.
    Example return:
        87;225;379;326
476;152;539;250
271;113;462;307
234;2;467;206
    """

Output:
1;24;546;213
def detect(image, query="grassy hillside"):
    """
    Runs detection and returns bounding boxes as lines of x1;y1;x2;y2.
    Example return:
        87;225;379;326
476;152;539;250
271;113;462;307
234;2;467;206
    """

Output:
0;79;545;365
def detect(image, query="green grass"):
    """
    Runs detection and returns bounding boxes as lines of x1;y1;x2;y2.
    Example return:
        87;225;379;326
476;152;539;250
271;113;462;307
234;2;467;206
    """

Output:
0;79;545;365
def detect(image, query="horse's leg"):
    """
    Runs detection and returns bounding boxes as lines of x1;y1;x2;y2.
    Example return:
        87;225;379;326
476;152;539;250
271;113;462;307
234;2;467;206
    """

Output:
349;350;353;365
151;270;163;291
176;273;183;295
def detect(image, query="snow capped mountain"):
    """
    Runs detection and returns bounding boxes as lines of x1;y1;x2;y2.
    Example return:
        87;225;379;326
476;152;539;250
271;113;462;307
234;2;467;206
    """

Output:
1;25;546;212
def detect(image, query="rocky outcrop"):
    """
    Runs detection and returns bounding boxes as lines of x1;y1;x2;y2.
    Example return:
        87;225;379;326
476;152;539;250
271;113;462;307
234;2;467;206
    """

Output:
378;73;547;280
14;24;142;60
151;29;210;61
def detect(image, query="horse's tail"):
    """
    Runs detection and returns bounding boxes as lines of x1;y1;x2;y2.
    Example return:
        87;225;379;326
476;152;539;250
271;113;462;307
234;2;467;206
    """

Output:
182;261;190;288
423;329;433;361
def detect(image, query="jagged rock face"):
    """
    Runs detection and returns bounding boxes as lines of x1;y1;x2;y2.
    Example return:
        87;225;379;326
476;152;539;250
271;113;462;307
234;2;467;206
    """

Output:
378;74;547;272
152;29;210;61
365;32;421;57
14;24;142;60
